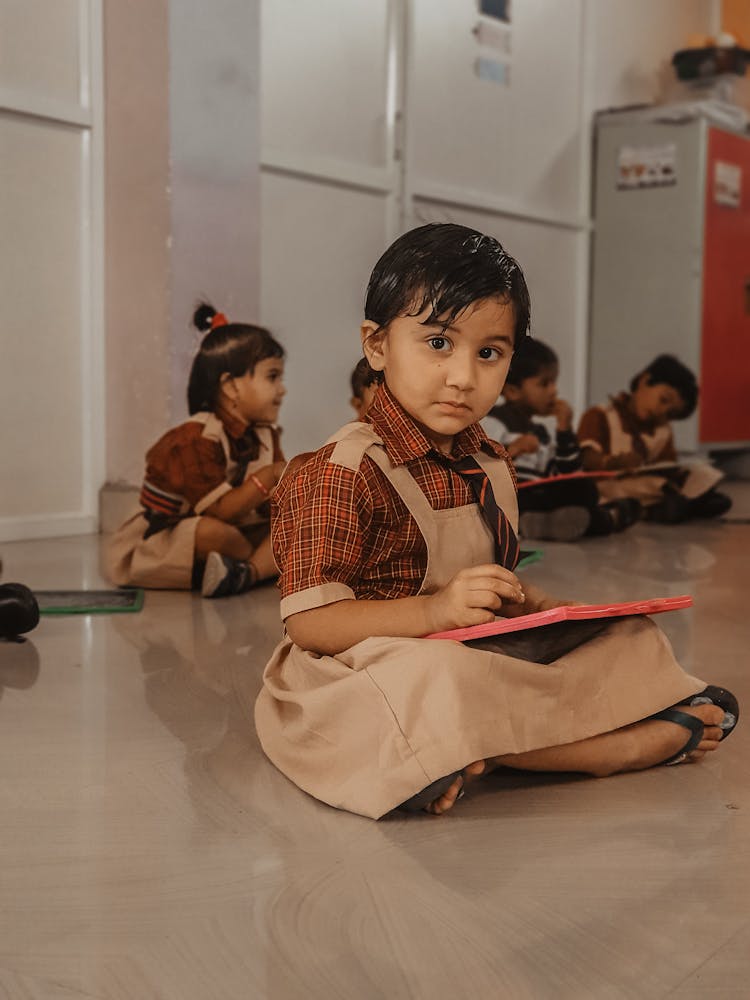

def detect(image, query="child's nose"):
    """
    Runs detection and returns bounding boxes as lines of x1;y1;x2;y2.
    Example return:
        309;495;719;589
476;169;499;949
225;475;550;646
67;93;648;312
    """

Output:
445;354;475;389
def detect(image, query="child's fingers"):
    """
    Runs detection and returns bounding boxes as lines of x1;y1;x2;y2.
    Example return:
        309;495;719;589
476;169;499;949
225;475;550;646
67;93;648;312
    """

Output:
464;564;522;587
464;588;504;612
466;580;525;607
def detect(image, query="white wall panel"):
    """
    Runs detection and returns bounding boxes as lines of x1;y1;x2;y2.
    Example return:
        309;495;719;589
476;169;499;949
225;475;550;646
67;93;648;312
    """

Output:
260;173;389;456
410;0;585;219
0;116;85;518
411;200;583;411
0;0;82;104
587;0;719;111
261;0;391;168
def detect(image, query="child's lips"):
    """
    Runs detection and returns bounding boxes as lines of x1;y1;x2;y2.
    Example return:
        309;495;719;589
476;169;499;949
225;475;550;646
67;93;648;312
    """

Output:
437;400;470;412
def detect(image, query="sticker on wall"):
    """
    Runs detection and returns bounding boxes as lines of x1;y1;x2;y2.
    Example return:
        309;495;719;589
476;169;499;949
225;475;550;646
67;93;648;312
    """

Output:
475;55;511;86
616;144;677;190
472;18;511;54
714;160;742;208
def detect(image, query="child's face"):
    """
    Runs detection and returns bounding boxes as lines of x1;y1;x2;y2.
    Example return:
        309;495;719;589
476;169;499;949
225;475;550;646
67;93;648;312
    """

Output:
507;364;559;416
229;357;286;424
631;375;684;427
350;382;379;420
361;296;515;454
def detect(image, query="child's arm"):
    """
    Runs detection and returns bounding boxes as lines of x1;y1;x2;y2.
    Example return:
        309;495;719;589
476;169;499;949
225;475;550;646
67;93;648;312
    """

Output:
505;434;540;459
203;460;287;524
286;563;526;656
577;406;642;471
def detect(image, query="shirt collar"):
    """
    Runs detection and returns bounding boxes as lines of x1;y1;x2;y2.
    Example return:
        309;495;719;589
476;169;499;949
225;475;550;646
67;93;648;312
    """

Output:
217;412;249;441
365;381;506;465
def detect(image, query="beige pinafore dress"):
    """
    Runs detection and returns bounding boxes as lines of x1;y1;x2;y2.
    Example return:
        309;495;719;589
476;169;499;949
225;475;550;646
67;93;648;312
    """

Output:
585;403;722;506
253;422;705;820
105;419;277;590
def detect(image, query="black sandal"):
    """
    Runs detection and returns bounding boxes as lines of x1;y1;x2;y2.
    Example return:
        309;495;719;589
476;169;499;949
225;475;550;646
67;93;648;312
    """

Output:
651;685;739;766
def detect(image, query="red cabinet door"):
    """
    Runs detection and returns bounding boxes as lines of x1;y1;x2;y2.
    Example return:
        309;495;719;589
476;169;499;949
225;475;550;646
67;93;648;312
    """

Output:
701;127;750;443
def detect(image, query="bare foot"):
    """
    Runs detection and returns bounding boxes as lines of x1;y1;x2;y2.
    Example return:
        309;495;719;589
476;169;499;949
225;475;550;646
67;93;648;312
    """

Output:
487;703;729;779
425;760;486;815
622;702;726;773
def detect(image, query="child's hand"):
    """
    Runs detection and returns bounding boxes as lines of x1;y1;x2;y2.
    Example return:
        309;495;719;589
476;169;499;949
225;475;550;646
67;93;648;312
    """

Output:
509;433;539;458
426;565;525;632
605;451;642;471
552;398;573;431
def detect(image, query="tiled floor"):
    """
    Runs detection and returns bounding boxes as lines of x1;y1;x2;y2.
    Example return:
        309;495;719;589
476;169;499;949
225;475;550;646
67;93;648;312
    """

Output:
1;486;749;999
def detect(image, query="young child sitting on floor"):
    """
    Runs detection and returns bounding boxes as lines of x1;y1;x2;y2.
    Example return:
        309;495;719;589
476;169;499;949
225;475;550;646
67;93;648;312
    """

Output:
105;303;287;598
350;356;380;419
482;338;639;541
578;355;732;523
252;223;738;820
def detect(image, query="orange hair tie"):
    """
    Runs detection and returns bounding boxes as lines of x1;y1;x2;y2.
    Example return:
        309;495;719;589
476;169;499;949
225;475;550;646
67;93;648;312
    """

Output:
210;311;228;330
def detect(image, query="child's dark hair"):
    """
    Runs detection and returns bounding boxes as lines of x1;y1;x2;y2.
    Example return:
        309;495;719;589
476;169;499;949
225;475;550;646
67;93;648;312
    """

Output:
505;337;558;386
364;223;530;346
350;357;382;397
630;354;698;418
187;302;284;414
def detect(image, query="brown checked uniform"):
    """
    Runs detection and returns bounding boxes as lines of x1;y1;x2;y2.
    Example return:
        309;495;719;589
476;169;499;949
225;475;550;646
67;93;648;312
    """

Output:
578;393;721;505
105;413;283;589
251;386;705;819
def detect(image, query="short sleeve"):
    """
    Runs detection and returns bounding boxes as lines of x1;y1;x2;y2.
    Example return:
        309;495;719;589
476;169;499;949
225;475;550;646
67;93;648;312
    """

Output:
577;407;610;454
271;451;373;619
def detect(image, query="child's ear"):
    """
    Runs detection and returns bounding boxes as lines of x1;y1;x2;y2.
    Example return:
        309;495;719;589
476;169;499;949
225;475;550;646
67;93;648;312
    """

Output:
502;382;521;402
361;321;386;373
218;371;236;399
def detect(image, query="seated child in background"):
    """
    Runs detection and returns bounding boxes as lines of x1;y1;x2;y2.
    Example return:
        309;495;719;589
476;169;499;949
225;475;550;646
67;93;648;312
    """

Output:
253;222;737;821
482;338;639;541
105;303;287;598
578;355;732;523
350;356;380;419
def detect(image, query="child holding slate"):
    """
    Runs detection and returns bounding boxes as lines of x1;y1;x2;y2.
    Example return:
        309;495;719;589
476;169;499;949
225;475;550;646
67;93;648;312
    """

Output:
482;338;639;540
578;355;732;523
254;224;738;820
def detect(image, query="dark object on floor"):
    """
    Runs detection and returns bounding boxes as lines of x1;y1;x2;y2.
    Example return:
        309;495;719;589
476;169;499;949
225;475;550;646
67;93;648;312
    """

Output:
588;498;642;535
688;489;732;519
646;488;732;524
653;685;739;765
519;506;591;542
0;583;40;638
35;589;144;615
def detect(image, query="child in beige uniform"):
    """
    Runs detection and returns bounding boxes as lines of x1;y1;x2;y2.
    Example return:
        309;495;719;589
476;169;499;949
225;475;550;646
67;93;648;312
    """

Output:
578;355;731;523
253;225;738;820
105;303;287;598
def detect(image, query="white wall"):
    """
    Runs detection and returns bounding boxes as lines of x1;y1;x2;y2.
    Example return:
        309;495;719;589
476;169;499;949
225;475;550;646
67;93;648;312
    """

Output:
168;0;262;425
259;0;720;458
0;0;104;542
0;0;723;542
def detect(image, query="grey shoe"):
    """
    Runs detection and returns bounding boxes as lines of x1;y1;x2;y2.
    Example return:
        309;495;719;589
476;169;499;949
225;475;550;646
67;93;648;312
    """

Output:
201;552;257;598
519;506;591;542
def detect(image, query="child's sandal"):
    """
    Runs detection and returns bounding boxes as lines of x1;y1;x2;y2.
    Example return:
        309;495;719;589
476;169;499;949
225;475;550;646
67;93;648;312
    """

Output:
651;685;739;766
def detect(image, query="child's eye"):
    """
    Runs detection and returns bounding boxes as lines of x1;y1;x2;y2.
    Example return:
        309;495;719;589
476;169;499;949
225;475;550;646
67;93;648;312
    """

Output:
428;336;451;352
478;346;502;360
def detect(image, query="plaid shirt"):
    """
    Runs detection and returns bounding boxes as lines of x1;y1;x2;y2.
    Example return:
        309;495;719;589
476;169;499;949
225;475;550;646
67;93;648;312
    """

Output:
140;413;282;533
272;383;514;612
